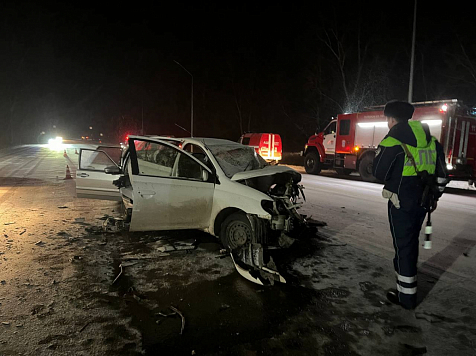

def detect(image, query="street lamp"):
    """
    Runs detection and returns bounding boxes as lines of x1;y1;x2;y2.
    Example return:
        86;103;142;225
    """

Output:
408;0;417;103
173;60;194;137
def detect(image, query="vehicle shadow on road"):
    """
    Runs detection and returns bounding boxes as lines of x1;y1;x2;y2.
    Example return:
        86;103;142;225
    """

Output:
0;176;53;186
417;235;475;306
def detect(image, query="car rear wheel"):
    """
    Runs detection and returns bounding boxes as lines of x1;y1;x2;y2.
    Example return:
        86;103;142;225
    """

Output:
304;152;321;175
220;212;252;251
358;153;377;182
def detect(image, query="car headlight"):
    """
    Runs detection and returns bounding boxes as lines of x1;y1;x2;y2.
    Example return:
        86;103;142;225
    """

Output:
261;200;275;214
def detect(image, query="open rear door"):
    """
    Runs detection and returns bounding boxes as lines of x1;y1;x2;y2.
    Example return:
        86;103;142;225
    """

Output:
76;148;122;201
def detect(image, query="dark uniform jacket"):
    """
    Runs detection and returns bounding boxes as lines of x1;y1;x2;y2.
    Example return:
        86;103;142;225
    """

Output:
372;122;448;210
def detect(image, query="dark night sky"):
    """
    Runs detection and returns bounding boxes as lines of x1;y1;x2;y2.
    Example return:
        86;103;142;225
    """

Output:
1;1;476;149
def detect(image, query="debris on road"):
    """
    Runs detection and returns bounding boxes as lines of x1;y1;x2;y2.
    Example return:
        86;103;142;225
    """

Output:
69;255;82;262
157;311;177;317
3;222;15;226
79;321;91;333
34;240;44;246
170;306;185;335
102;216;125;233
19;229;26;235
156;239;196;253
112;263;123;285
219;303;230;311
57;206;68;209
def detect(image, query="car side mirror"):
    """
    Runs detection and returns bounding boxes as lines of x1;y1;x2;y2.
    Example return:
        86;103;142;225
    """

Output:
105;166;121;175
202;169;209;182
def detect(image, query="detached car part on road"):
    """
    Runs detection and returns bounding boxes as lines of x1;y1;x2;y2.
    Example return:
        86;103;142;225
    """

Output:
76;136;308;284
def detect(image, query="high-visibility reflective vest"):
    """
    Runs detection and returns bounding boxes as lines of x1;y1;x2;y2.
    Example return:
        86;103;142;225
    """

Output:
379;121;437;176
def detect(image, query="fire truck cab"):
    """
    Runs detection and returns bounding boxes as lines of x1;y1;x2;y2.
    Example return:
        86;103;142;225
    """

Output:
303;100;476;184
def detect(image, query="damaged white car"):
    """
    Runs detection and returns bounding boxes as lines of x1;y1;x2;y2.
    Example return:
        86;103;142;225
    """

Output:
76;136;308;284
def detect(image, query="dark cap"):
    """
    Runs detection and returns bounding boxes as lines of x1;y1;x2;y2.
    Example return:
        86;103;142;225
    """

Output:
384;101;414;122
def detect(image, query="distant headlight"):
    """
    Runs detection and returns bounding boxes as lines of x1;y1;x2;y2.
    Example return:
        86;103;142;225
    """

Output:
47;136;64;150
446;164;454;170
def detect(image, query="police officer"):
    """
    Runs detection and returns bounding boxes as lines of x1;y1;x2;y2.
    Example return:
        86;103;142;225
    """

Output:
373;101;448;309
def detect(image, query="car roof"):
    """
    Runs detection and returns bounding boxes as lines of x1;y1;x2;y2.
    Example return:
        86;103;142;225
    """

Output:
129;135;242;147
190;138;242;146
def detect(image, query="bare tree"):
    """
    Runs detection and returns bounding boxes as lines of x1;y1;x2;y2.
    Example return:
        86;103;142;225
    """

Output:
227;60;257;135
319;26;391;113
447;42;476;89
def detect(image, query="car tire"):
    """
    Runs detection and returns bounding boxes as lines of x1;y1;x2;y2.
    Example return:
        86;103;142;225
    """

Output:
220;212;252;251
304;152;321;175
358;152;377;182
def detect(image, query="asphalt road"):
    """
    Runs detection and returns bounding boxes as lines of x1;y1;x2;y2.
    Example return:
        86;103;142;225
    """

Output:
0;144;475;355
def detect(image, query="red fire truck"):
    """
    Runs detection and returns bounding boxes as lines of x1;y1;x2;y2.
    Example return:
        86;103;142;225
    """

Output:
239;133;283;163
303;100;476;184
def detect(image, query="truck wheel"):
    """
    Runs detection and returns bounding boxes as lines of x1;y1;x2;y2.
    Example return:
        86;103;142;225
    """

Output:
358;153;377;182
304;152;321;175
220;212;252;251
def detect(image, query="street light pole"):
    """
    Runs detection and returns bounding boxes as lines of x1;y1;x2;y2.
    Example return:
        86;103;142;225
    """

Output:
408;0;417;103
173;60;194;137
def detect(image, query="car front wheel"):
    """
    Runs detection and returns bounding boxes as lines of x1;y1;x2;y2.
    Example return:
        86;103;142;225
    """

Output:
220;212;252;251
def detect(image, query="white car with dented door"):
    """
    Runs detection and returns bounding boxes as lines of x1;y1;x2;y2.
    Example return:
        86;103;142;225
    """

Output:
76;136;307;284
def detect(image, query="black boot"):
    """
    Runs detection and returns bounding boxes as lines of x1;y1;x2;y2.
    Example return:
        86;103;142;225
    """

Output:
386;289;415;310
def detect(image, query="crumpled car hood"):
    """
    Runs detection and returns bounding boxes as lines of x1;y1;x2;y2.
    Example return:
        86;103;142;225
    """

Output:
231;165;301;182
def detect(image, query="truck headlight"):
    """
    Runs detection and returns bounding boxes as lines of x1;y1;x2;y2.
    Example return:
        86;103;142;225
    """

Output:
446;164;454;170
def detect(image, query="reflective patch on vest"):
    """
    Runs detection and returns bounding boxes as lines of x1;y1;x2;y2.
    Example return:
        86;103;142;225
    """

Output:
404;149;436;166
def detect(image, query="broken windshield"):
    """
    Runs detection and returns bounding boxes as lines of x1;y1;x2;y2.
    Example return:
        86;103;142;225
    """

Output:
208;145;268;178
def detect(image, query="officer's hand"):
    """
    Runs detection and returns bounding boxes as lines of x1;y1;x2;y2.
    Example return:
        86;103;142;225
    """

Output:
430;200;438;213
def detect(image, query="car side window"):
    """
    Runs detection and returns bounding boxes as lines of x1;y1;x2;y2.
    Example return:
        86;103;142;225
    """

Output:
96;146;122;165
79;150;116;171
173;153;203;180
134;140;178;177
183;143;215;172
